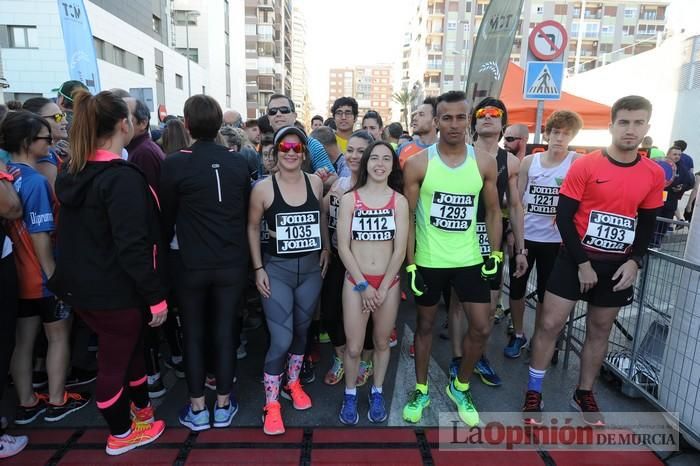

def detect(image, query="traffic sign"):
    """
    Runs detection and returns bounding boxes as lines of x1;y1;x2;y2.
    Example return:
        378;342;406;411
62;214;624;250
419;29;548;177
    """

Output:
528;20;568;61
524;61;564;100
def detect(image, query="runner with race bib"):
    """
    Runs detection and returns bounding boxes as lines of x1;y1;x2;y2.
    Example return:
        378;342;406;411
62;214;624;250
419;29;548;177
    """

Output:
522;96;665;428
247;126;330;436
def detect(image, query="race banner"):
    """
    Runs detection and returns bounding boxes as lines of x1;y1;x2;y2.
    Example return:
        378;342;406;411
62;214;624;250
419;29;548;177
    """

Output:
465;0;524;107
57;0;101;93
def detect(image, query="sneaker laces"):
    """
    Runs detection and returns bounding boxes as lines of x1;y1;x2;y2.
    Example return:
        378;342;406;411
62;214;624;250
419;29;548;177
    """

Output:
343;393;357;410
577;391;600;412
477;357;495;376
65;392;86;403
524;391;542;410
407;390;424;407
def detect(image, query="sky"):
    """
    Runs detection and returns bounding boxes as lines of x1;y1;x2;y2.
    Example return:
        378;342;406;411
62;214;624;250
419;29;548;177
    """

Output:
301;0;414;115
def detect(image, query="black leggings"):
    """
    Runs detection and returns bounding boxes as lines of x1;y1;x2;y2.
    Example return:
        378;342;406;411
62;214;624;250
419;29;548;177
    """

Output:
320;250;374;349
176;259;247;398
0;254;19;414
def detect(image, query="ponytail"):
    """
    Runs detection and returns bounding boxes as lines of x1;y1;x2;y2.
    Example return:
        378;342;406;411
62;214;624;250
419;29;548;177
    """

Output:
68;90;130;174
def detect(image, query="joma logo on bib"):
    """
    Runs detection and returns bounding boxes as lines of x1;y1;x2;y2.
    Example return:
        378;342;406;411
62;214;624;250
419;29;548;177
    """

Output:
275;211;321;254
429;191;474;232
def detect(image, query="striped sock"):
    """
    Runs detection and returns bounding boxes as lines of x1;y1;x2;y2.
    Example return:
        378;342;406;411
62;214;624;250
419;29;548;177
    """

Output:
528;367;546;393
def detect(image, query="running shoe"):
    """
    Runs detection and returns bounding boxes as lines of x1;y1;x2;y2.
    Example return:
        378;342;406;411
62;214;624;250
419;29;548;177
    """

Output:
65;368;97;388
339;393;359;425
319;331;331;344
571;390;605;426
262;401;285;435
163;357;185;379
389;328;398;348
0;434;28;459
368;391;387;423
281;379;312;410
14;393;48;425
402;390;430;423
213;398;239;428
236;342;247;360
494;304;505;324
205;375;217;391
130;402;155;424
473;356;502;387
179;404;210;431
148;377;167;399
300;359;316;385
446;380;479;427
32;371;48;390
507;316;514;335
324;356;344;385
504;335;528;359
522;390;543;425
356;360;373;387
105;420;165;456
449;357;461;381
44;392;92;422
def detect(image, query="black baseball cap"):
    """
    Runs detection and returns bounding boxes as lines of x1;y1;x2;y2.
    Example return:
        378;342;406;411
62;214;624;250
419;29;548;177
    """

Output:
54;80;89;104
273;125;308;146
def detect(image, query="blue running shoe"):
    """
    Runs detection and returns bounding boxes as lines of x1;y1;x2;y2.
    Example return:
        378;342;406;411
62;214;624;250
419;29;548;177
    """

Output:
449;357;462;381
368;391;387;423
504;335;528;359
473;356;502;387
179;404;210;431
213;397;239;428
339;393;359;425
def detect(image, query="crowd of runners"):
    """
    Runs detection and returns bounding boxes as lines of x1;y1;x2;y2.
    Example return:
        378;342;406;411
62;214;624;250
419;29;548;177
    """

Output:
0;80;695;458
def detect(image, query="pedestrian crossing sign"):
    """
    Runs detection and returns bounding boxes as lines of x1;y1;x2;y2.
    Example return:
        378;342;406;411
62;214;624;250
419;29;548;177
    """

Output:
524;61;564;100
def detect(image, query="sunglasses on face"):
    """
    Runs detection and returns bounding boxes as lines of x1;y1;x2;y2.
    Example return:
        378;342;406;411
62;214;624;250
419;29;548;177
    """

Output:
43;112;67;123
278;141;304;153
504;136;522;142
475;107;504;119
267;106;292;116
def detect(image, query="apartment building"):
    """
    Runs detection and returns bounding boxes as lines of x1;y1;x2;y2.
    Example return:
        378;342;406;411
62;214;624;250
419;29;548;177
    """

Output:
328;65;393;125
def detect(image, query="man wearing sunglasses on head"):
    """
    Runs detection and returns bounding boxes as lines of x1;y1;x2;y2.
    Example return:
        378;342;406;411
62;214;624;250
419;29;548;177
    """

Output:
267;94;337;189
503;124;529;160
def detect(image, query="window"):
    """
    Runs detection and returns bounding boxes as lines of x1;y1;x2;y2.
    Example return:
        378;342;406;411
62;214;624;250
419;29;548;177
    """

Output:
599;43;613;53
113;46;126;67
174;10;198;26
8;25;38;48
176;48;199;63
601;25;615;35
137;57;144;75
176;74;183;89
585;22;599;38
624;8;636;18
152;15;161;34
93;37;104;59
155;65;163;83
604;6;617;16
554;4;568;15
536;6;543;14
623;25;635;36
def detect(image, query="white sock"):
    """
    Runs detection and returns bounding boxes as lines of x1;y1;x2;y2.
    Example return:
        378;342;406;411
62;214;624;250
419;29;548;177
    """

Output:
345;387;357;396
147;373;161;385
171;355;183;364
114;429;131;438
371;385;382;394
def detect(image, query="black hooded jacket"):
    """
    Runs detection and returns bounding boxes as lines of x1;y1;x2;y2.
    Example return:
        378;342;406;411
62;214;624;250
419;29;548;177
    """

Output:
48;159;167;310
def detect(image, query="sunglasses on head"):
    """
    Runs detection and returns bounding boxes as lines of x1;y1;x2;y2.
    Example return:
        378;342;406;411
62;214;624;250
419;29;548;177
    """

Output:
504;136;522;142
278;141;304;153
43;113;67;123
475;107;504;119
268;106;292;116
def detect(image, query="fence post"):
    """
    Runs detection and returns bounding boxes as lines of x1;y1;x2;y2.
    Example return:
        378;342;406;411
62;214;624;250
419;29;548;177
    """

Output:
627;254;652;380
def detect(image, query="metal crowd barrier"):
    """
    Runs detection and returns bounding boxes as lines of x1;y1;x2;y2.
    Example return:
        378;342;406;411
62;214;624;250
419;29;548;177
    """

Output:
651;217;690;258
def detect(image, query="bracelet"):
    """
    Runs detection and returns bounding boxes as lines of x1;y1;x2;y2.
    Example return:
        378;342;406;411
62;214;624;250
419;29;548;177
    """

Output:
254;265;264;271
353;280;369;292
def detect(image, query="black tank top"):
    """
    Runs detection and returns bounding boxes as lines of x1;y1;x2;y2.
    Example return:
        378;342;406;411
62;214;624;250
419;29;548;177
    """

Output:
264;173;322;258
476;148;509;222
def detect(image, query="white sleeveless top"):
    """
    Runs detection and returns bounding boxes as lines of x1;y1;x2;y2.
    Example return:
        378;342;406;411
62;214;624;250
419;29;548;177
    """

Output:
523;151;575;243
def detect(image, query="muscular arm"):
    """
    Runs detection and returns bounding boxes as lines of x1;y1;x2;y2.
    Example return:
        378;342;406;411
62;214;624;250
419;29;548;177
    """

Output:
478;155;503;252
506;154;525;251
403;152;427;264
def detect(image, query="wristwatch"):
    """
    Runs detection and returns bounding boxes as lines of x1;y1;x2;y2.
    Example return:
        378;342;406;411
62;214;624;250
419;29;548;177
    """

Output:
516;248;528;256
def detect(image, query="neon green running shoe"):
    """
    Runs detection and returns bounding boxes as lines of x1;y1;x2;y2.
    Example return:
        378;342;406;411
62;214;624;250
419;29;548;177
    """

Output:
446;381;479;427
402;389;430;423
319;331;331;344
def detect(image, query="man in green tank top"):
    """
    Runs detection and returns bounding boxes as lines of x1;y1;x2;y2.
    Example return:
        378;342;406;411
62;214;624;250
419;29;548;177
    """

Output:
402;90;504;427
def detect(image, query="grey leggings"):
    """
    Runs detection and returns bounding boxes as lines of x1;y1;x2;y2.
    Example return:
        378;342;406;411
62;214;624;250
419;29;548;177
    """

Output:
262;253;322;374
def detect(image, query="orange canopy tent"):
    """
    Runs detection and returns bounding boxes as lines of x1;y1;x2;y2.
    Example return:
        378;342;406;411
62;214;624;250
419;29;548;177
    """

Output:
500;62;612;131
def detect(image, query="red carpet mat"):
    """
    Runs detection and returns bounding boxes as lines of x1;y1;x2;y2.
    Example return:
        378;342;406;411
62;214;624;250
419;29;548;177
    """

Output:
4;427;664;465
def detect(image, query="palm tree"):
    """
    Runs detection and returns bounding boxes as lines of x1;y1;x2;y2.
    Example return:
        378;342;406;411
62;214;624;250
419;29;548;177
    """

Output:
392;89;412;130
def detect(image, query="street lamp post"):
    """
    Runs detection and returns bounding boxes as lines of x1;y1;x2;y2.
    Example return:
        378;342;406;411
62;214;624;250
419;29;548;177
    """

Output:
185;11;200;97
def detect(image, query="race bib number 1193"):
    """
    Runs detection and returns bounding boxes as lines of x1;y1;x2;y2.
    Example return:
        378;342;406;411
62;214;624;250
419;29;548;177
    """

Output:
582;210;636;253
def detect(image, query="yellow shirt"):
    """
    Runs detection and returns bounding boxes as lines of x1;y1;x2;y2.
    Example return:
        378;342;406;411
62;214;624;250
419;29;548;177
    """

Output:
336;134;348;153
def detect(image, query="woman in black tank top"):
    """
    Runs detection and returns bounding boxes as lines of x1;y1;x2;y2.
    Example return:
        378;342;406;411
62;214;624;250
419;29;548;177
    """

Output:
247;126;330;436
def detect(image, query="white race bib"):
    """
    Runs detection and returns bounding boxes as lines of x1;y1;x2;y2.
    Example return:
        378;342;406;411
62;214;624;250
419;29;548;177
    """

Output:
526;184;559;216
429;191;475;232
582;210;636;253
275;211;321;254
328;194;340;230
352;209;396;241
476;222;490;255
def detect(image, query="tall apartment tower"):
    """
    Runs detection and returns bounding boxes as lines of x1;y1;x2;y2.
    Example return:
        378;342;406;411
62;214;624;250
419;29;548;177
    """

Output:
244;0;293;118
328;65;393;126
400;0;669;101
291;4;309;124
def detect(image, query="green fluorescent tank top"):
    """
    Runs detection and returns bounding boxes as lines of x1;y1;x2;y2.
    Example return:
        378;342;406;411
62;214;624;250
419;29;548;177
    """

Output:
415;143;483;268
